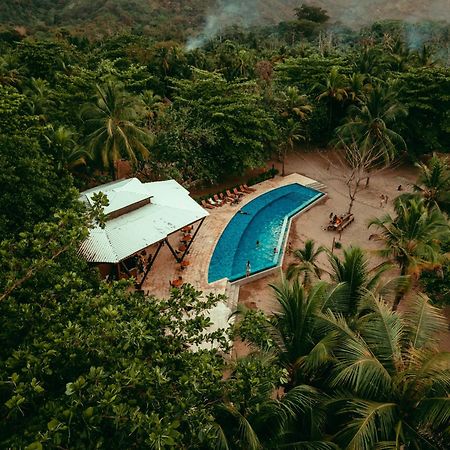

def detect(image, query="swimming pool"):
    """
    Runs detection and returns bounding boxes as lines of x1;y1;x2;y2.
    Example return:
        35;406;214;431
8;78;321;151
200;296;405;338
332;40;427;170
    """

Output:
208;183;324;283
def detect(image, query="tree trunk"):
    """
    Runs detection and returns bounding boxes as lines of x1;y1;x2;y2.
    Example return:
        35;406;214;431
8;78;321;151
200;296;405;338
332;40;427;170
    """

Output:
392;265;407;311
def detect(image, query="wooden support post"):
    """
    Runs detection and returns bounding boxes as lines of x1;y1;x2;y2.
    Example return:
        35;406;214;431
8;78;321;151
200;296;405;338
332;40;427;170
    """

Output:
165;238;180;263
138;240;164;289
179;218;205;263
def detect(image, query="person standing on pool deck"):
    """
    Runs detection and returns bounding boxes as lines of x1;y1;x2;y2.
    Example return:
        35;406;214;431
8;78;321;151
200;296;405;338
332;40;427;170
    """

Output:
246;260;251;277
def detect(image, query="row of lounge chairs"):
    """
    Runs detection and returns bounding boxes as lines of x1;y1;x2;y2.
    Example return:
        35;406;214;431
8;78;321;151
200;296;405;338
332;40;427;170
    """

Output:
201;184;256;209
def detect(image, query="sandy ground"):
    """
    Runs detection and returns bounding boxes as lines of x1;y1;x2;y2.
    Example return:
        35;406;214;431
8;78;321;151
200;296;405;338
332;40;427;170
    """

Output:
237;149;450;353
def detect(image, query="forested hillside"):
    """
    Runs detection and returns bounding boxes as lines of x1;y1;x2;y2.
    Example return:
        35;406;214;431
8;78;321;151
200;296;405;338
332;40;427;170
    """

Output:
1;0;449;38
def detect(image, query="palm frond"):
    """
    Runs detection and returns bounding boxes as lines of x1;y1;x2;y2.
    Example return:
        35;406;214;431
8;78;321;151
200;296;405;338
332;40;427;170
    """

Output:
404;294;447;349
334;400;398;450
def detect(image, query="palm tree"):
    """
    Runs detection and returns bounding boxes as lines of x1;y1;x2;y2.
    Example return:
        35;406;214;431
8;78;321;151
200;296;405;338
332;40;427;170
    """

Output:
23;77;55;119
335;83;407;163
207;354;334;449
368;197;449;310
264;280;347;387
280;118;304;176
346;72;368;104
327;246;401;318
44;125;91;172
287;239;326;288
322;293;450;450
278;86;313;120
413;153;450;212
140;90;165;131
82;82;152;179
316;67;348;129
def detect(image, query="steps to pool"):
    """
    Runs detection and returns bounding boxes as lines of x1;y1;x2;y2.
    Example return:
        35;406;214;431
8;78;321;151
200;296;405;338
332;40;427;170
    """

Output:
208;183;324;283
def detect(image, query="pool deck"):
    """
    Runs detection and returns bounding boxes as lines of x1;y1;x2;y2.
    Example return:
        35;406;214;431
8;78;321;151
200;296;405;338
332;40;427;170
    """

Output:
141;173;324;304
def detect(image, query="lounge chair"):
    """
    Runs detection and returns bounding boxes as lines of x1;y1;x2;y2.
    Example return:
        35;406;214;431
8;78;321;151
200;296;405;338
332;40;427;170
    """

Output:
213;194;224;206
219;192;233;203
240;184;253;194
243;184;256;192
226;189;236;199
233;187;244;197
201;199;214;209
208;197;219;206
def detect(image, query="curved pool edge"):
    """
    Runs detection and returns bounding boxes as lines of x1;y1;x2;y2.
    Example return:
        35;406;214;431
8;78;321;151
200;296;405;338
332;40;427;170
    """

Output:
208;186;327;286
230;190;327;285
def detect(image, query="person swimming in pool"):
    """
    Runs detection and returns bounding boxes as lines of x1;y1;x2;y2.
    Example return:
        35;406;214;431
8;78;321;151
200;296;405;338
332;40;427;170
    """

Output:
238;210;250;215
246;260;251;277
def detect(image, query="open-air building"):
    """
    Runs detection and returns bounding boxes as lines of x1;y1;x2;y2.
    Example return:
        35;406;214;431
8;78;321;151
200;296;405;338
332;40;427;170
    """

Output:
78;177;208;288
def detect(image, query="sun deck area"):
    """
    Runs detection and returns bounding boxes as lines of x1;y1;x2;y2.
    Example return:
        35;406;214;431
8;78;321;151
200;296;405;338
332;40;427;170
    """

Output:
141;173;325;301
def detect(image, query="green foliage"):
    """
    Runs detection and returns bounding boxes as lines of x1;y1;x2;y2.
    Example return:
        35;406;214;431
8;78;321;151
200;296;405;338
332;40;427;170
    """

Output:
82;82;153;177
413;153;450;212
369;197;449;309
394;67;450;155
0;85;39;135
0;281;229;448
0;134;75;238
170;70;279;180
294;4;330;24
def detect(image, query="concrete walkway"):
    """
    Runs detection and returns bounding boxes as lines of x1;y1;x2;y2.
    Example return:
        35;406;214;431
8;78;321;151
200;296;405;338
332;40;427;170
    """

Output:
142;172;322;303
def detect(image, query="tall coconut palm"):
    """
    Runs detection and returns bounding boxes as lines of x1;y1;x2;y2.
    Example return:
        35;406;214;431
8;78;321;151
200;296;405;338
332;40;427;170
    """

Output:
335;83;407;164
23;77;55;119
82;82;152;179
279;118;305;176
368;197;449;310
322;294;450;450
278;86;313;120
346;72;368;104
140;89;165;131
413;153;450;212
287;239;326;288
44;125;91;171
316;66;348;129
264;280;347;387
327;246;402;318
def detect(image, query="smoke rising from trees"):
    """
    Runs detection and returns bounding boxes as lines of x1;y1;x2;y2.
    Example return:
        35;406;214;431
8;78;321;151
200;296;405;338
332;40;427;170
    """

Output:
186;0;450;50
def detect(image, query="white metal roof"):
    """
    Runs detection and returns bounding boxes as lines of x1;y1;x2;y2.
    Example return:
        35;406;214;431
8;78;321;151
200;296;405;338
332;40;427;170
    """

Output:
79;178;208;263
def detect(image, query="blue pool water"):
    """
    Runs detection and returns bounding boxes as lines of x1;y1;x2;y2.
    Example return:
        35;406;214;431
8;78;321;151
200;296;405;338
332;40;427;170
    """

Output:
208;183;323;283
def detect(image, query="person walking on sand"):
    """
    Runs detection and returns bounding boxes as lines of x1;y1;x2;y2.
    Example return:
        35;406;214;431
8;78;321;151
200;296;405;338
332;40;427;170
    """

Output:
380;194;385;208
246;260;251;277
384;194;389;206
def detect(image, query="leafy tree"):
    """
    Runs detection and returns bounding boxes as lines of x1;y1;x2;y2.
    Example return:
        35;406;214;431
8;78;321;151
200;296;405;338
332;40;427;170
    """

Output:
0;84;38;135
82;82;153;178
294;4;330;24
171;69;279;179
286;239;326;288
0;280;231;448
17;40;73;81
0;134;75;238
394;67;450;155
368;197;449;309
